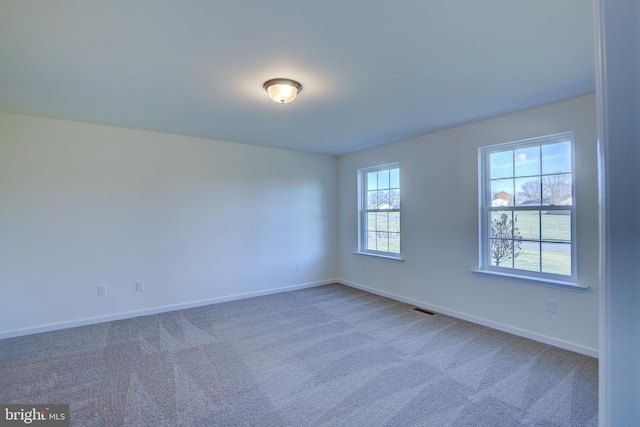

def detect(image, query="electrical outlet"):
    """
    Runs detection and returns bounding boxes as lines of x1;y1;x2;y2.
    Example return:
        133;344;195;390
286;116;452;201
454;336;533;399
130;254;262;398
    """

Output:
98;284;107;296
546;300;557;313
359;263;365;272
295;263;301;271
135;281;144;292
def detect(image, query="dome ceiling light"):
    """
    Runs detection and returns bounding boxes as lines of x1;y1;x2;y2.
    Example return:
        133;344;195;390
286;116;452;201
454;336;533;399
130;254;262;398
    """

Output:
263;78;303;104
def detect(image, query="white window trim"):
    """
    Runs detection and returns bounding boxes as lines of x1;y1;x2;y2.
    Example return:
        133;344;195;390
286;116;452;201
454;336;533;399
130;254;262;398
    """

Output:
471;269;587;292
357;162;402;260
353;251;405;262
476;132;584;290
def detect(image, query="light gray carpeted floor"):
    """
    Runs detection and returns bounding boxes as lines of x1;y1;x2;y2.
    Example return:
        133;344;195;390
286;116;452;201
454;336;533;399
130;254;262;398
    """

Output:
0;283;598;426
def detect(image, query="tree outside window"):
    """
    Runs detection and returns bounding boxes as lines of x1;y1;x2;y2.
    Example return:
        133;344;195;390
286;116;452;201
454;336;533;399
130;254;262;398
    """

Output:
480;133;575;280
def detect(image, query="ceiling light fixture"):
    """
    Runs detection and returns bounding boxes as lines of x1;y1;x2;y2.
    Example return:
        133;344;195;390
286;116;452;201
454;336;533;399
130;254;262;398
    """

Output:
263;78;303;104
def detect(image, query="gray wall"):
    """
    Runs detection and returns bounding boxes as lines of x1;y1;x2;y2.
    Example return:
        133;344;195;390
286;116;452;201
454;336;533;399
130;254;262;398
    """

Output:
0;112;338;336
337;94;598;355
1;95;601;358
596;0;640;422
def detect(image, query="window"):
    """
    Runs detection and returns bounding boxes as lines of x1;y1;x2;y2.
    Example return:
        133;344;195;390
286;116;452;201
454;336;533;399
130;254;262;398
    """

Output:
478;132;576;283
358;163;400;258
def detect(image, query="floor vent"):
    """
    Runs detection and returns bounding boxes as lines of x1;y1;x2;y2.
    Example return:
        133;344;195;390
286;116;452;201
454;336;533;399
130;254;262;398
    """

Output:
414;307;436;316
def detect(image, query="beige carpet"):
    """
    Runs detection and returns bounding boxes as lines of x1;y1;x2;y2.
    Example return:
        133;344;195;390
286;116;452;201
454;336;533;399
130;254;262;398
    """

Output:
0;283;598;426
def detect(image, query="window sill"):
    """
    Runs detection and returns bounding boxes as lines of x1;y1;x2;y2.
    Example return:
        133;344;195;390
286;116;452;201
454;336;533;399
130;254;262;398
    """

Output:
471;269;588;292
354;251;405;262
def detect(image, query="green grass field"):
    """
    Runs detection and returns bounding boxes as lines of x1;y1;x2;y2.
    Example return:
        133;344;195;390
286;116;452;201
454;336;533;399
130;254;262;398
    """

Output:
512;248;571;276
365;209;571;274
491;210;571;276
510;210;571;242
367;212;400;253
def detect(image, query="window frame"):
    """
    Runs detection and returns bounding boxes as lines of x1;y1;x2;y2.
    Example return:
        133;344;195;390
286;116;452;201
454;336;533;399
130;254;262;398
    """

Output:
357;162;402;260
477;132;580;287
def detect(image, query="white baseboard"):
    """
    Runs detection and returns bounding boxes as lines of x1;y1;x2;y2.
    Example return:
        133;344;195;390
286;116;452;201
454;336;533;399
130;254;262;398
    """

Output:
337;279;599;358
0;279;334;340
0;278;600;359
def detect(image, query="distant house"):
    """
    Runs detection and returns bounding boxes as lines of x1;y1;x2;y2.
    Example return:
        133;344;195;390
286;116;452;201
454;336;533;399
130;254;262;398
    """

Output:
491;198;509;207
376;203;392;210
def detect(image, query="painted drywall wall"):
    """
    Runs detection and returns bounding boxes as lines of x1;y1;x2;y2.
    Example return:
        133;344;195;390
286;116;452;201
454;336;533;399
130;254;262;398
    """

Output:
596;0;640;422
0;113;337;335
337;94;599;354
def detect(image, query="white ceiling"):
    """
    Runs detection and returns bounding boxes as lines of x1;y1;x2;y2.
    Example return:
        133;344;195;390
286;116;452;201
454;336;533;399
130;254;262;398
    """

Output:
0;1;595;156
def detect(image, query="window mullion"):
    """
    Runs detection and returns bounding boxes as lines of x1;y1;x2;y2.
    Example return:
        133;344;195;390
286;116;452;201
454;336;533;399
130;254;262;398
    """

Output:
358;163;400;257
480;132;575;282
538;208;543;272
